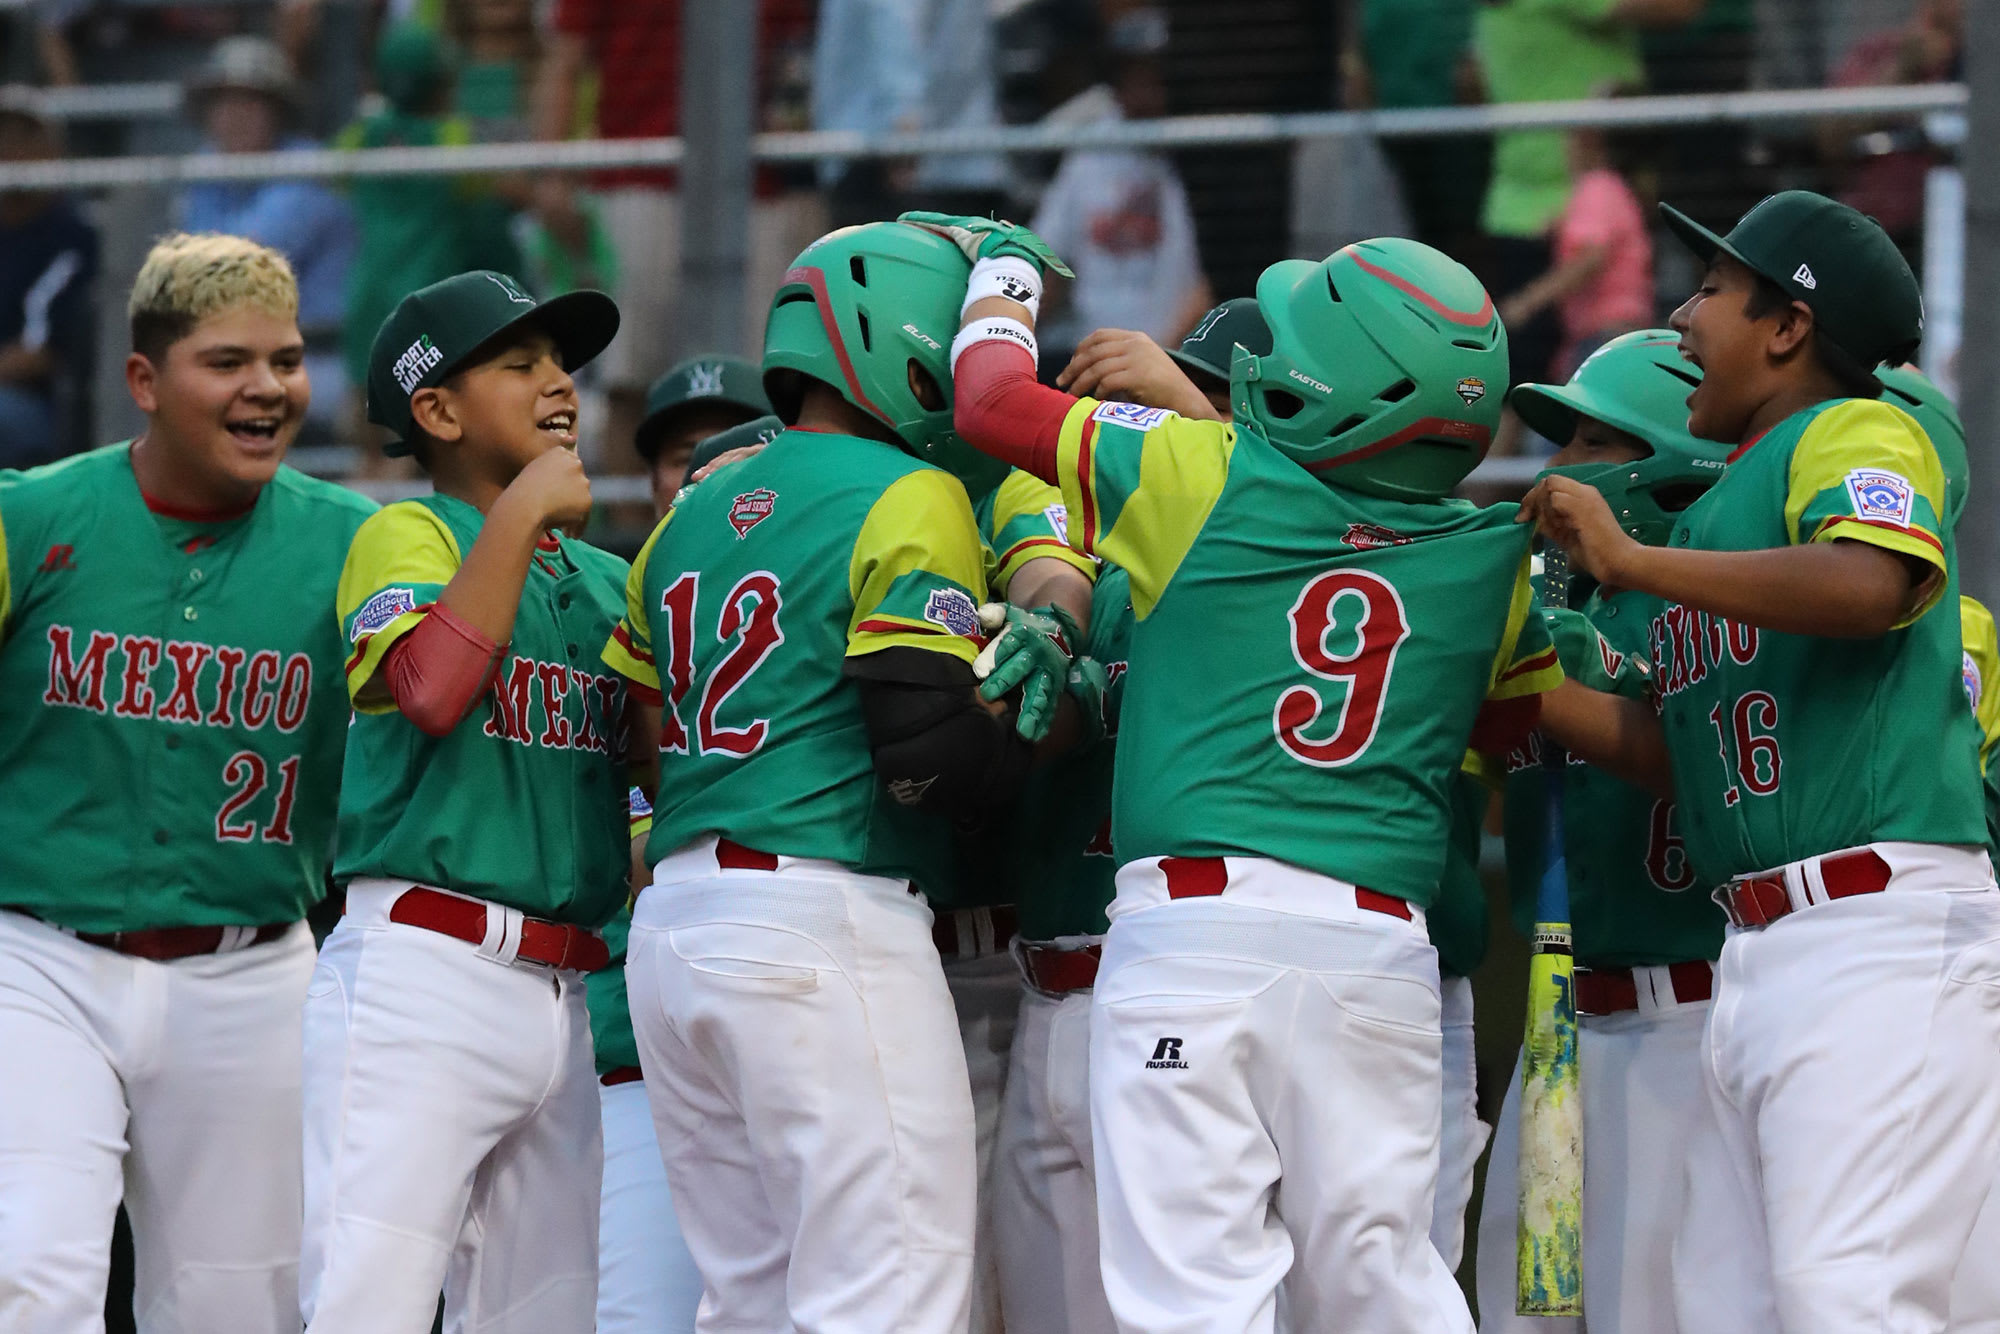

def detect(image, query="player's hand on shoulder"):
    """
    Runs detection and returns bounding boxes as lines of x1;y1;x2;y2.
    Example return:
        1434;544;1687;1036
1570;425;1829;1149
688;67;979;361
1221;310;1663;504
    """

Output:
896;211;1075;280
509;445;594;532
1519;474;1642;589
1058;328;1216;420
690;442;767;487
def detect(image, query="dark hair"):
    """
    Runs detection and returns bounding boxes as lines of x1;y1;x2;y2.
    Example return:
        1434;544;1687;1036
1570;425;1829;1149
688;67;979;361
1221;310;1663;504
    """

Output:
130;310;195;365
1742;273;1882;400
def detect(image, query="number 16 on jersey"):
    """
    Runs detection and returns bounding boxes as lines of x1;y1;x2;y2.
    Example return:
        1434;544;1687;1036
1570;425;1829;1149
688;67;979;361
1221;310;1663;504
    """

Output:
1518;545;1583;1316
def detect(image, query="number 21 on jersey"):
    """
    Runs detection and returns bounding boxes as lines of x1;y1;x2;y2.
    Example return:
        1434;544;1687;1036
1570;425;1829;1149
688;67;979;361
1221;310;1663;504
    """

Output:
655;571;785;758
1275;569;1411;768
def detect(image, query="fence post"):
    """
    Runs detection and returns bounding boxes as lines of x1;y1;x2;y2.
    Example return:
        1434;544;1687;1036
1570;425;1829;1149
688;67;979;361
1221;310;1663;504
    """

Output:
1959;1;1999;599
679;2;756;360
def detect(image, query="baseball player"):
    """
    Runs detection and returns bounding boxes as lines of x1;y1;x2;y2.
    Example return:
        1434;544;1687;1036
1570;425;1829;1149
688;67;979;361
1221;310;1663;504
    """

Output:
1055;295;1273;422
0;233;373;1333
601;221;1045;1331
932;211;1564;1332
1526;190;2000;1334
1473;330;1733;1334
634;354;772;513
301;270;633;1333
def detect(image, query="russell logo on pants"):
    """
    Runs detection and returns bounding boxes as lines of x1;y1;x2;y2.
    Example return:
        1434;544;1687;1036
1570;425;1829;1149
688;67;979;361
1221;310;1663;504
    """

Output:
1146;1038;1189;1070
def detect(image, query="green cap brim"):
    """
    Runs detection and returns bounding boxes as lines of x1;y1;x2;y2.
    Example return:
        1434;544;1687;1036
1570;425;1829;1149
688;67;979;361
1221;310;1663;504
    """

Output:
1509;378;1681;453
1660;203;1771;286
1166;346;1229;389
380;289;620;457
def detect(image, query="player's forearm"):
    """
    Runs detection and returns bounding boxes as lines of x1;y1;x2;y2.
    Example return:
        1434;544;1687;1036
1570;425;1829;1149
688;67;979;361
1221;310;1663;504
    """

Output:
1606;540;1925;638
379;606;506;737
1007;559;1091;635
951;339;1071;484
1537;679;1674;799
437;490;547;646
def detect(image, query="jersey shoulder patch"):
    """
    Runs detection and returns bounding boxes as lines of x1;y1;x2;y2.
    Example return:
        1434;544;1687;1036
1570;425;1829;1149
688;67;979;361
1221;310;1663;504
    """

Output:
350;586;418;641
1090;400;1177;432
923;587;979;637
1843;468;1915;526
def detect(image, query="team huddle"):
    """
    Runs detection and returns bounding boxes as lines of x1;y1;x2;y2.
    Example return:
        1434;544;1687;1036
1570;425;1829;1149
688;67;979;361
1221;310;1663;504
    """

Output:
0;188;1993;1334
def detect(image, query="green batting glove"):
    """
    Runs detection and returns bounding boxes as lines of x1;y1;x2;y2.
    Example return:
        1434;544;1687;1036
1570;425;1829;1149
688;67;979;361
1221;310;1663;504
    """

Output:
1065;654;1111;746
897;211;1075;280
973;602;1078;742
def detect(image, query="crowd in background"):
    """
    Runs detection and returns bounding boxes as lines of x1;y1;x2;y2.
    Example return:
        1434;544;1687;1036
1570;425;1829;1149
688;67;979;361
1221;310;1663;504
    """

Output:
0;0;1966;473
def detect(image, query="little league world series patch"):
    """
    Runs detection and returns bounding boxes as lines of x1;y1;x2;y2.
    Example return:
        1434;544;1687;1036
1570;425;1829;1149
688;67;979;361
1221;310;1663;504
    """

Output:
729;488;777;539
1091;400;1176;431
1844;468;1915;526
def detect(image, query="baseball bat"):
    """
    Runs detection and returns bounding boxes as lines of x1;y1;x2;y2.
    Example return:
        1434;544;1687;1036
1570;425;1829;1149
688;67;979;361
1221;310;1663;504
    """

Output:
1517;543;1584;1317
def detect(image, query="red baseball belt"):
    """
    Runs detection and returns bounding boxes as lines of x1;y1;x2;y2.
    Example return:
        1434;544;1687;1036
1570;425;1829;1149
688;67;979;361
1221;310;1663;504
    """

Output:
387;887;609;972
3;908;290;961
1019;941;1101;994
1714;848;1891;929
1158;856;1413;920
600;1066;643;1087
1574;960;1714;1016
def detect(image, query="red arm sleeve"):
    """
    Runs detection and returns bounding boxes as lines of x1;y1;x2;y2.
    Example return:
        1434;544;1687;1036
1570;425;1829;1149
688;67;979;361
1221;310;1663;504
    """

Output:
952;339;1077;485
381;603;507;738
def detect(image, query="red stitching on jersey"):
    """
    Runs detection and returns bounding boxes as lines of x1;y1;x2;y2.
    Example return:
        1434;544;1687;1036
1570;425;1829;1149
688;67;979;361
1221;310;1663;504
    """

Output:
1074;415;1100;551
1347;251;1495;327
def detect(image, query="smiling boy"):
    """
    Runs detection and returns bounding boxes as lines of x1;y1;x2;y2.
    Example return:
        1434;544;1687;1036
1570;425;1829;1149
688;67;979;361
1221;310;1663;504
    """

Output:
0;232;375;1332
1523;191;2000;1334
300;270;636;1333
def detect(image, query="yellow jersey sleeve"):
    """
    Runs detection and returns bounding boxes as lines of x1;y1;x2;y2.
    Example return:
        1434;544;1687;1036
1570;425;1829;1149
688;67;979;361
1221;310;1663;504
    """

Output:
1486;554;1565;700
1053;396;1233;619
336;502;462;710
847;468;989;664
985;467;1098;596
1785;398;1949;624
1962;596;2000;771
602;513;671;699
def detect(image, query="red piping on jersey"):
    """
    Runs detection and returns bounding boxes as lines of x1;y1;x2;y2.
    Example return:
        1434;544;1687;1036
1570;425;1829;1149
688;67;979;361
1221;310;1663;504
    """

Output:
611;621;655;666
139;489;257;523
1498;644;1561;684
346;600;437;675
1305;416;1492;472
1822;515;1945;554
952;337;1070;484
789;266;888;422
1348;251;1496;327
1725;426;1771;465
1074;416;1099;550
855;618;946;636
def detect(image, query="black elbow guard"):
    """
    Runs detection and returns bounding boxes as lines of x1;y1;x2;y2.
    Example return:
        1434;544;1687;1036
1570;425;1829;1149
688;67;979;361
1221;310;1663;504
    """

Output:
847;648;1033;828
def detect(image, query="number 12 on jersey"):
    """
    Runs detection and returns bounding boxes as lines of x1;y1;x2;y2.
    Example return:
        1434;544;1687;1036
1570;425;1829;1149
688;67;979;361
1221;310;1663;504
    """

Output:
654;571;785;758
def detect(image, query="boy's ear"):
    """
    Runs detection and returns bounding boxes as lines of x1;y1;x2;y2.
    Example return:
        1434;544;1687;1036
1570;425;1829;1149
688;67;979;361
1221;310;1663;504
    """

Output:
125;352;160;415
409;386;462;443
1767;300;1816;362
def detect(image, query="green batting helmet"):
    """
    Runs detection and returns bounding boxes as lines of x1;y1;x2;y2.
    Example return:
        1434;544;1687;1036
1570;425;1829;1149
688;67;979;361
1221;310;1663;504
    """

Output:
1516;330;1730;547
1232;238;1507;500
1877;364;1966;531
762;222;1004;495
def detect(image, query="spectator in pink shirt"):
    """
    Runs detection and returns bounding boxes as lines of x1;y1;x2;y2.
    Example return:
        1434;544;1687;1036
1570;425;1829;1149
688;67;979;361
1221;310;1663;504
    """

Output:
1499;118;1653;384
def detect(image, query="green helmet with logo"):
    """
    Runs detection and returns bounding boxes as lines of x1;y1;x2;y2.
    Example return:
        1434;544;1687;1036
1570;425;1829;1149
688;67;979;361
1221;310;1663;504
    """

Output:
762;222;1005;496
1231;238;1507;500
1514;329;1729;547
1877;364;1966;531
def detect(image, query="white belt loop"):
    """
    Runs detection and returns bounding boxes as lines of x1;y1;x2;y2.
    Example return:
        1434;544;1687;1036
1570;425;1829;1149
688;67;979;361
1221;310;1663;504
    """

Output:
476;904;526;965
217;925;255;953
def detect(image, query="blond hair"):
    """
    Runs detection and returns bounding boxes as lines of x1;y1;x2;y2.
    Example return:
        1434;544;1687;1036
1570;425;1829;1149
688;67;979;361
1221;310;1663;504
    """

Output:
128;232;298;361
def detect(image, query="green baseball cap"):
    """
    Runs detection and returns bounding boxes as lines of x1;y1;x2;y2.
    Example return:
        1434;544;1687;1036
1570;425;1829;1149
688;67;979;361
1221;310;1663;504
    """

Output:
1660;190;1923;373
1168;297;1273;386
687;414;783;477
367;270;617;455
635;355;772;461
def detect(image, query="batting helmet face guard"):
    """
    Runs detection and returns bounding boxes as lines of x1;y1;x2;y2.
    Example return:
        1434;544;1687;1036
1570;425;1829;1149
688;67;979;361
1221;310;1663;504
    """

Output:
1232;238;1507;500
1876;364;1966;530
762;222;1005;496
1517;330;1730;547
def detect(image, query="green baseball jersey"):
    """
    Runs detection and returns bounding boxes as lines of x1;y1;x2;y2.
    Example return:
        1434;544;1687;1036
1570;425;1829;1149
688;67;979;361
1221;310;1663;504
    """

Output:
1014;563;1133;940
602;428;990;895
1959;596;2000;876
1050;398;1564;906
0;444;375;932
1501;590;1725;967
1654;398;1984;885
334;494;633;927
1432;769;1491;978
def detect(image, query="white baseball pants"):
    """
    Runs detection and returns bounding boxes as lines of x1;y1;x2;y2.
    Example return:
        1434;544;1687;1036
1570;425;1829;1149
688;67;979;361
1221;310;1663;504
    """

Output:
1672;852;2000;1334
597;1077;702;1334
1089;857;1474;1334
626;842;977;1333
994;981;1117;1334
944;946;1019;1334
1432;974;1486;1275
300;882;602;1334
0;911;313;1334
1476;987;1711;1333
1952;1183;2000;1332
